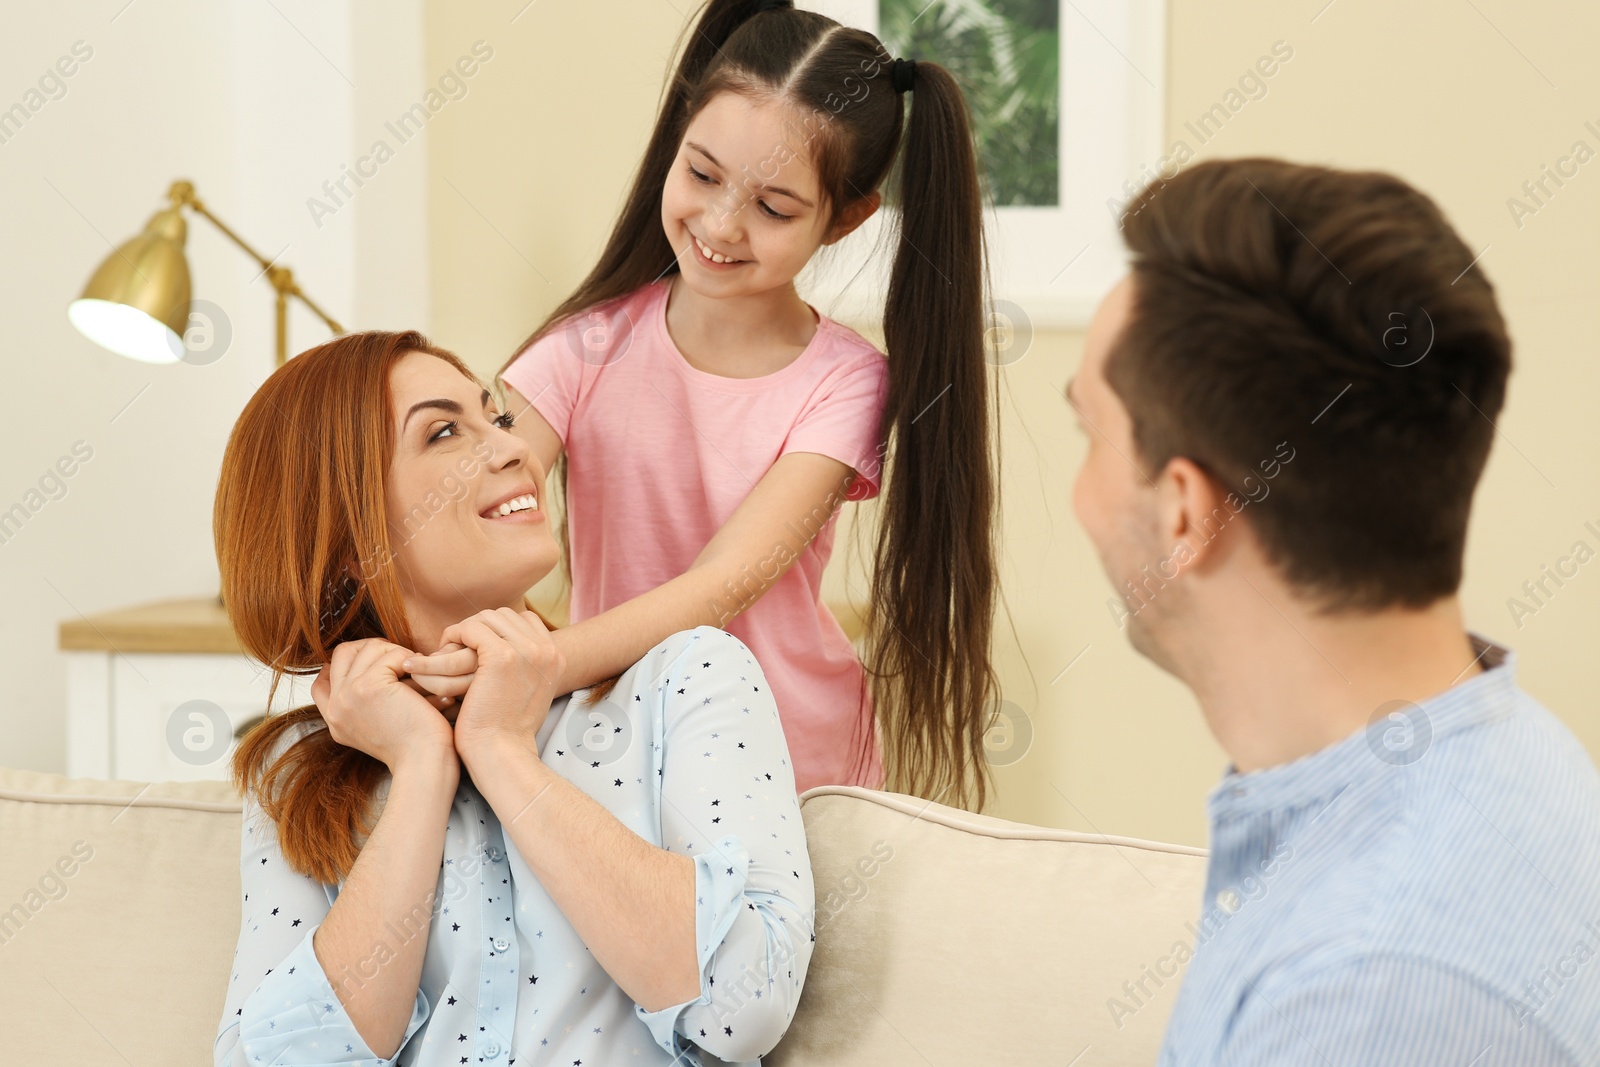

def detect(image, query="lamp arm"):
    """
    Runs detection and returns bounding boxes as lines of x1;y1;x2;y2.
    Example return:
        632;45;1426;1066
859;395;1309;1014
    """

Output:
277;279;345;336
168;181;346;337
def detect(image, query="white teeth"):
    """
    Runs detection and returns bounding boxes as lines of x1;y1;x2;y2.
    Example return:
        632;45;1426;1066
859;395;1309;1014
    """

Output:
492;494;538;517
695;237;739;264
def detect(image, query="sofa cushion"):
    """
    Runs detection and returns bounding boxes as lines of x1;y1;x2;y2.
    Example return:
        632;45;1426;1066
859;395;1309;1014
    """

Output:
769;786;1208;1067
0;768;244;1066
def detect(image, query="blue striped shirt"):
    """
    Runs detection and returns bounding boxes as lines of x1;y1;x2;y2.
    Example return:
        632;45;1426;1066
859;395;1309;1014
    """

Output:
1156;633;1600;1065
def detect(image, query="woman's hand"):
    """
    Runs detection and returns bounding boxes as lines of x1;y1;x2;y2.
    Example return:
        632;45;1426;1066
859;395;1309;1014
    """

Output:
436;607;564;766
310;638;459;774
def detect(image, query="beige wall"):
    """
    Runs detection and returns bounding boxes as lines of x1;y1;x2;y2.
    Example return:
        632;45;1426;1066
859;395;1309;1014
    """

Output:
0;2;428;777
8;3;1587;852
423;0;1599;847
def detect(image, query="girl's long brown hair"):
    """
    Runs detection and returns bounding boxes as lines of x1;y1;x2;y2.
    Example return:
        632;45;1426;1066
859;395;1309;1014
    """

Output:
499;0;1001;810
219;330;617;885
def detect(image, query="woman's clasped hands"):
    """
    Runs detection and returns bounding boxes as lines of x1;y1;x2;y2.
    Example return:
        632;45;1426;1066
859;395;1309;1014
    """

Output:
311;608;566;772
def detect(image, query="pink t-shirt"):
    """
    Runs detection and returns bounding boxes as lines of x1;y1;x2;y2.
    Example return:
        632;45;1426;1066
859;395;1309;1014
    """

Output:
501;279;890;794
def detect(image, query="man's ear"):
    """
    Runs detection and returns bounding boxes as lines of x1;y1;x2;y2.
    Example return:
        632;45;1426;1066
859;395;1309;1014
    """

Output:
1157;456;1241;570
823;191;882;246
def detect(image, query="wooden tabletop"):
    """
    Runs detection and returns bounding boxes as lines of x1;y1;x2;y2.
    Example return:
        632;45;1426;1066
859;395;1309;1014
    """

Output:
58;596;242;654
59;595;867;653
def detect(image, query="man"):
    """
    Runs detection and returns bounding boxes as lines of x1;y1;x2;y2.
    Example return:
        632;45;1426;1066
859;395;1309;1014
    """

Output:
1066;157;1600;1065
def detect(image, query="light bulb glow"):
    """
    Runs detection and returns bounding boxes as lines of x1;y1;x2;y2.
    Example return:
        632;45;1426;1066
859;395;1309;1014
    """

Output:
68;299;184;364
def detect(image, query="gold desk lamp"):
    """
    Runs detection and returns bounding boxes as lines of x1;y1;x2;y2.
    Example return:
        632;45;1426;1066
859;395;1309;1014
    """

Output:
68;179;344;366
67;180;349;740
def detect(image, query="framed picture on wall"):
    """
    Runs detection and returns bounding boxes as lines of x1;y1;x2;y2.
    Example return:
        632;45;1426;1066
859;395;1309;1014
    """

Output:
796;0;1165;330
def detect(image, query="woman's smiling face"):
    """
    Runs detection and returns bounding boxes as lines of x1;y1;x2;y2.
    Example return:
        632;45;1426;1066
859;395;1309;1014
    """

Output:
660;91;841;298
383;352;558;623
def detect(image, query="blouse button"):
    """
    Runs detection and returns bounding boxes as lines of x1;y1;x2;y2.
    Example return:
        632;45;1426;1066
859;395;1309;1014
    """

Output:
493;937;510;952
484;1042;501;1057
485;844;501;861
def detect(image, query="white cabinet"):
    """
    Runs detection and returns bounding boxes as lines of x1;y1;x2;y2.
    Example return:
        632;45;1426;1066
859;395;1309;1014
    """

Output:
60;598;308;782
66;651;309;782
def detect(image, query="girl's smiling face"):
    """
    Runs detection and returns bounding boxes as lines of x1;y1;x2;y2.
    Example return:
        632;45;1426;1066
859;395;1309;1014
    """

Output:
661;91;876;299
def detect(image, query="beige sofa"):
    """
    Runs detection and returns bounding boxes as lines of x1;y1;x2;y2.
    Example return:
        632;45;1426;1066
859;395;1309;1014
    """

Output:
0;767;1207;1065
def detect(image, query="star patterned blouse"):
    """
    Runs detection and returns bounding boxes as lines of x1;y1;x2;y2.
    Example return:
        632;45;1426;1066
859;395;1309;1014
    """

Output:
213;626;816;1067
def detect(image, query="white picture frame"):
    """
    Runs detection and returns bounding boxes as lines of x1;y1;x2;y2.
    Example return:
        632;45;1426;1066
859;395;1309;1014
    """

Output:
795;0;1165;331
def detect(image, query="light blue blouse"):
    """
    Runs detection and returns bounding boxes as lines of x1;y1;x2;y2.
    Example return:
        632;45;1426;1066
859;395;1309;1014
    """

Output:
214;626;816;1067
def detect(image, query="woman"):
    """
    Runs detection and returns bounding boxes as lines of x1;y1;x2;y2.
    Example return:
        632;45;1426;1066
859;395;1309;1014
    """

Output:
211;331;814;1067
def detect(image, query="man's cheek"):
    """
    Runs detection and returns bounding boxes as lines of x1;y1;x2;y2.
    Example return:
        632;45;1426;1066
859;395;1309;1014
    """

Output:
1078;489;1119;567
1074;458;1115;534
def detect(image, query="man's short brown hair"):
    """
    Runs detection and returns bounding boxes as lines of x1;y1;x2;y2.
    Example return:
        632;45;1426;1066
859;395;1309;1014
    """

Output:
1112;157;1512;611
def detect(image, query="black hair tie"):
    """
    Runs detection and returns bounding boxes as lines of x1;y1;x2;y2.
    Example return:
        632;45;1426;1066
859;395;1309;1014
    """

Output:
755;0;792;12
891;56;917;94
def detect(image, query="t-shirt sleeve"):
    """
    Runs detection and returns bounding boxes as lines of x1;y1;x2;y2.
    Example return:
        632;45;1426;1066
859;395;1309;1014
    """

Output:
499;303;630;444
779;351;890;501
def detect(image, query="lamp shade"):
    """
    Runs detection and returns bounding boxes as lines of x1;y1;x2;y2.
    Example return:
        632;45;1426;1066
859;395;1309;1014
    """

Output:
68;205;191;364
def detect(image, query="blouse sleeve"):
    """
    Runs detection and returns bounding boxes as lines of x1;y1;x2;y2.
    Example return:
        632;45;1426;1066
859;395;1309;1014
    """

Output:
214;723;429;1067
779;351;890;501
633;626;817;1064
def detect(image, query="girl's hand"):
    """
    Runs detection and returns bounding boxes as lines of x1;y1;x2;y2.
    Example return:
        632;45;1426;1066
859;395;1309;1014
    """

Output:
402;641;477;701
310;638;459;774
439;607;565;765
313;664;460;720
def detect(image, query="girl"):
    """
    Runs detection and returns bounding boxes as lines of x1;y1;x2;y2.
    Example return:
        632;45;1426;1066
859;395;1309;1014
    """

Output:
416;0;1001;808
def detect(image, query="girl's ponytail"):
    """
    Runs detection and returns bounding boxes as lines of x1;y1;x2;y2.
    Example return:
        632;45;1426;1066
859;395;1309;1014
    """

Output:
868;59;1001;811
